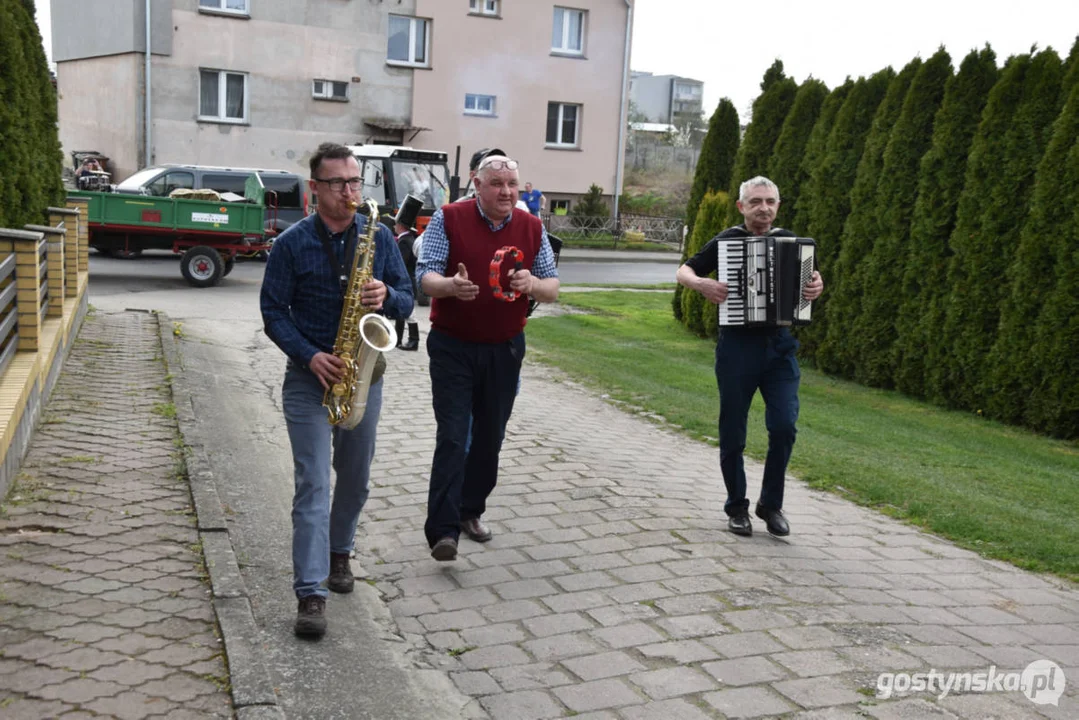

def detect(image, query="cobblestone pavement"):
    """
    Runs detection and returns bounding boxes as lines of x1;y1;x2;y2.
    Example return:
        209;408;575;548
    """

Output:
362;331;1079;720
0;311;231;719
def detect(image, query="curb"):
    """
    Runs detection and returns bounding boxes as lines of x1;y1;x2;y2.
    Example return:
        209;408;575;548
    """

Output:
157;312;285;720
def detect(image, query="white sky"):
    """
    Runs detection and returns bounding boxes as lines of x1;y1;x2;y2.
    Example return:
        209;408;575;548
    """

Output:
631;0;1079;122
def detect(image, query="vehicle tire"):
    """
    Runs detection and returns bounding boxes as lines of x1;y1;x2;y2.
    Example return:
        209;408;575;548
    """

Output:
223;257;235;277
180;246;224;288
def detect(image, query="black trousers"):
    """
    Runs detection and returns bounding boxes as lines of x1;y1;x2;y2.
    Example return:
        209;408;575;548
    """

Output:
424;328;523;547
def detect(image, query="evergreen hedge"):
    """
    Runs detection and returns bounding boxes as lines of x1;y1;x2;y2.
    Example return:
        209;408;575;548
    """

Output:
678;191;728;337
767;78;829;230
790;79;852;232
847;48;952;387
0;1;63;229
816;59;921;377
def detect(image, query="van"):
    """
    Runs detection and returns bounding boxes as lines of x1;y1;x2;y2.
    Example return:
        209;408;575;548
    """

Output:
113;164;307;232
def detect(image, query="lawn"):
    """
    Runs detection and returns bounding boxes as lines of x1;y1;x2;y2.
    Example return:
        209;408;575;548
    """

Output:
526;290;1079;581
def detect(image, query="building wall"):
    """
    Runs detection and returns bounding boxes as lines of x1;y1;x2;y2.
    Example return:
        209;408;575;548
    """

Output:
55;55;142;178
51;0;172;62
411;0;633;202
630;73;673;123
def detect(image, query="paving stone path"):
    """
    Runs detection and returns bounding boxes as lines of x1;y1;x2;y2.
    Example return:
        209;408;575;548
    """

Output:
361;330;1079;720
0;311;231;719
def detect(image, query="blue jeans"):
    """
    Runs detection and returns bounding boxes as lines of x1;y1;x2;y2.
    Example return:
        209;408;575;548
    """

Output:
282;363;382;599
715;328;800;516
425;329;523;547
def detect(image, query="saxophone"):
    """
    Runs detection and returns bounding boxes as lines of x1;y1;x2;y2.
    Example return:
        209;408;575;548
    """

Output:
323;198;398;429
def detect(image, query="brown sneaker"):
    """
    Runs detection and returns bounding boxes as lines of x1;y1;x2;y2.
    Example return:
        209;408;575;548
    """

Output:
294;595;327;638
460;516;492;543
328;552;354;594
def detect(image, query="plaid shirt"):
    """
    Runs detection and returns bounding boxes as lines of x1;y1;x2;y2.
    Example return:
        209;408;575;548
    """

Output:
260;213;413;366
416;200;558;283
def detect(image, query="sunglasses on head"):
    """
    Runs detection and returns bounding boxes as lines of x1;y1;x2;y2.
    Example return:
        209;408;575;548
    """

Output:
479;158;519;171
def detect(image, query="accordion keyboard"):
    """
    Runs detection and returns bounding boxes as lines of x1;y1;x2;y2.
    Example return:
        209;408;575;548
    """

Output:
717;241;745;325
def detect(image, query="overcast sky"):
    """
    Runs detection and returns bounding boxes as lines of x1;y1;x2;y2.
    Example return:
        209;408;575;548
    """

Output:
34;0;1079;123
631;0;1079;121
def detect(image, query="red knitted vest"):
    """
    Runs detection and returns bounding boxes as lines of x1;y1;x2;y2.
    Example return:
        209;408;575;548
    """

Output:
430;202;543;343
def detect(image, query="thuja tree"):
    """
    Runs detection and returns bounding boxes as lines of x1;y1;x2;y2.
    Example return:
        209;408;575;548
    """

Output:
815;59;921;377
679;191;728;336
675;98;739;321
931;49;1064;409
795;70;892;361
1025;139;1079;438
0;1;64;229
724;60;797;227
847;48;952;387
986;55;1079;424
767;78;829;230
790;78;852;232
892;46;998;398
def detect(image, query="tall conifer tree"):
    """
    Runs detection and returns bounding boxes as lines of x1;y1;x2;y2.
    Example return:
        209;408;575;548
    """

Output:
893;46;999;397
931;49;1064;408
767;78;829;230
816;60;921;377
848;49;952;387
679;192;729;336
791;79;853;232
796;71;892;361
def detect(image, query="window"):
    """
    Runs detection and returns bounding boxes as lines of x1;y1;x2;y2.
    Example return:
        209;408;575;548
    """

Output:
199;69;247;122
546;102;580;147
469;0;499;16
550;199;570;214
146;172;194;197
464;93;496;116
387;15;429;67
551;7;585;55
313;79;349;101
199;0;249;15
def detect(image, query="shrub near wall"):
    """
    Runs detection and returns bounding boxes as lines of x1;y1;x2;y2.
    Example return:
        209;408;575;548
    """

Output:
0;1;64;228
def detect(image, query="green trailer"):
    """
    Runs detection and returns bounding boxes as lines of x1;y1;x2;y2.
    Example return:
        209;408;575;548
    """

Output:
69;173;276;287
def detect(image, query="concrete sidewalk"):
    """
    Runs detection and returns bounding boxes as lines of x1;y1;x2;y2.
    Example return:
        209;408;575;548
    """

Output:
0;311;232;718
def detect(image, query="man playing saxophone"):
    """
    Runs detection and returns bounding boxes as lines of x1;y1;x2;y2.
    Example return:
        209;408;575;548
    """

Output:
260;142;413;638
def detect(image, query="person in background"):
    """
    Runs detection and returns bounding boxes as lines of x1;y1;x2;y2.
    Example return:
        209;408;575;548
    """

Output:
392;195;423;351
520;182;546;217
416;154;559;561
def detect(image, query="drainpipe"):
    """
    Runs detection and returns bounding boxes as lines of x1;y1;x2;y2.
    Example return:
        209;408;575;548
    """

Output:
613;0;632;224
144;0;152;167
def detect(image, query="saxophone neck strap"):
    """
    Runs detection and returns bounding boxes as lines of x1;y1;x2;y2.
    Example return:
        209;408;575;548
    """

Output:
314;213;361;292
489;245;524;302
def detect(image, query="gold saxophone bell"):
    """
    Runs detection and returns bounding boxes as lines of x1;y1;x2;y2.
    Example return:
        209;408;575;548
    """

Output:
323;197;398;429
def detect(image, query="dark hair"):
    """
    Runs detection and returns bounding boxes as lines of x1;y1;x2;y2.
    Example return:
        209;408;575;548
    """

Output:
309;142;355;176
469;147;506;173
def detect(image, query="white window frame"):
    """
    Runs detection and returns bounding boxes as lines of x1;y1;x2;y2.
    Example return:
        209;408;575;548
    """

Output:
387;15;430;68
546;102;581;148
551;7;586;56
198;69;248;124
312;79;349;101
198;0;250;16
469;0;500;16
464;93;496;116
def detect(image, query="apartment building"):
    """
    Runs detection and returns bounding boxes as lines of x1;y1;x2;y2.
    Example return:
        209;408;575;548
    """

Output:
52;0;635;208
630;71;705;125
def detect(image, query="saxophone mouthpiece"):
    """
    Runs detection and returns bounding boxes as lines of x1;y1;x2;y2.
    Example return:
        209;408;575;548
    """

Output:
348;200;360;211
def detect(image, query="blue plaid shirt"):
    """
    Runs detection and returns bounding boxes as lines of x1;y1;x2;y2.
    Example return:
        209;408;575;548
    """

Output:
260;213;414;366
416;200;559;283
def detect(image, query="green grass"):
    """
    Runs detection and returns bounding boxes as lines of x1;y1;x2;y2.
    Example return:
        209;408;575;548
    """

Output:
528;290;1079;581
562;283;677;290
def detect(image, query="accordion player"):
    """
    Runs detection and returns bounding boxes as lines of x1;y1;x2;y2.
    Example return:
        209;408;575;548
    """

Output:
716;234;816;327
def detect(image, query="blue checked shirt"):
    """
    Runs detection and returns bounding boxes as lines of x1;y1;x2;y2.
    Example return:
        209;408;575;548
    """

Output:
416;200;559;284
260;213;414;366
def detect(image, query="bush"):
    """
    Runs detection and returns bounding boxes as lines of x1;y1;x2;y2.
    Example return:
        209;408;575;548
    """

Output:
569;184;610;235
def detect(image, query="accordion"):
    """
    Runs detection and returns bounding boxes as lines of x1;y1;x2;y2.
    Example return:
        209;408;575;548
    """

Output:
717;235;816;327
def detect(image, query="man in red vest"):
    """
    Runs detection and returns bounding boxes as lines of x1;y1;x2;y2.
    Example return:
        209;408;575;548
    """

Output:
416;155;560;560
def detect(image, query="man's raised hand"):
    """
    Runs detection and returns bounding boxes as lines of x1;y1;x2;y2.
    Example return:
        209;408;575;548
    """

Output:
453;262;479;301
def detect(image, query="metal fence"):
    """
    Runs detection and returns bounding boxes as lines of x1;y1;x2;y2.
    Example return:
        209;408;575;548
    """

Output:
543;213;685;251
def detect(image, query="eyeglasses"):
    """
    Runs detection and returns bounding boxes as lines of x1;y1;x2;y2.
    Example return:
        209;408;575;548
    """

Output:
478;158;519;171
313;177;363;192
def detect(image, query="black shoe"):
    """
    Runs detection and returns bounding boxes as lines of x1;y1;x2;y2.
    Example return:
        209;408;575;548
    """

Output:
328;552;354;594
431;537;458;561
394;318;405;348
401;322;419;352
728;512;753;536
460;516;492;543
294;595;327;638
755;503;790;537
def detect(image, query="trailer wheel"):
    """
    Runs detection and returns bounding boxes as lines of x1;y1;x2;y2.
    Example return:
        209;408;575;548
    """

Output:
223;257;235;277
181;246;224;287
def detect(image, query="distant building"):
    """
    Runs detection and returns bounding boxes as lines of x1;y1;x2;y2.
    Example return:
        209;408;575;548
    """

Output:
51;0;635;209
630;71;704;125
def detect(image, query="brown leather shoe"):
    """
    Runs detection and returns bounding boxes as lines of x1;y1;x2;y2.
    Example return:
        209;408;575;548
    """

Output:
431;536;458;561
460;516;492;543
328;552;354;594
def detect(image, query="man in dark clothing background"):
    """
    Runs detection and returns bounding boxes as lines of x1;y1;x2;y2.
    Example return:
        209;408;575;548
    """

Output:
675;176;823;538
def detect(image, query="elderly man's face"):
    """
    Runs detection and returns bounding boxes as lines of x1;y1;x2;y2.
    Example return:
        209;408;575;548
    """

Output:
475;161;519;220
736;184;779;233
